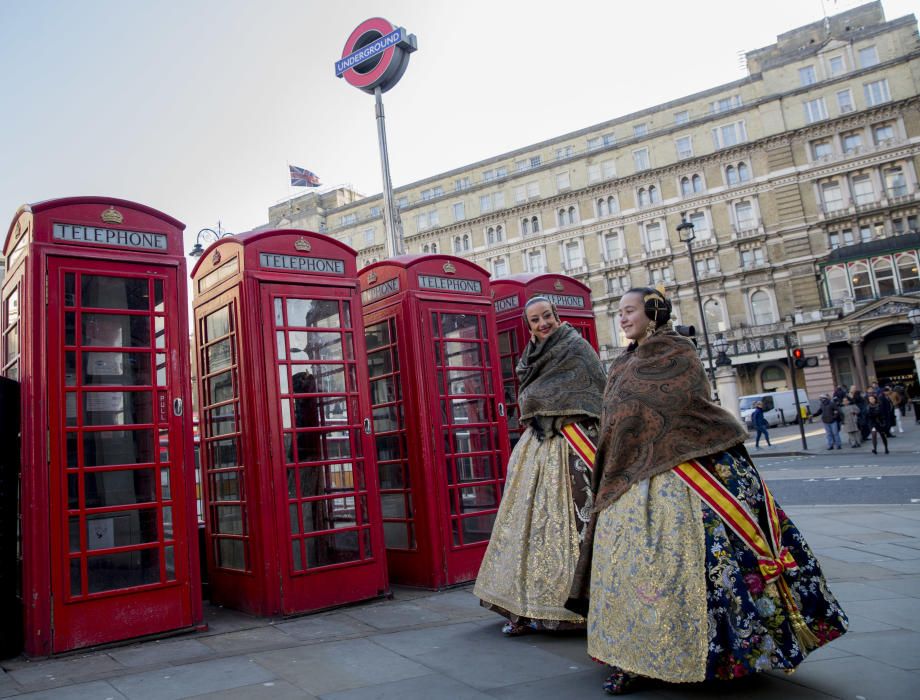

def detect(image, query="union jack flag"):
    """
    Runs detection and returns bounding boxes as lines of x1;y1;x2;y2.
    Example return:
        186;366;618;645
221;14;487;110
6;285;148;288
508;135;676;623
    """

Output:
289;165;321;187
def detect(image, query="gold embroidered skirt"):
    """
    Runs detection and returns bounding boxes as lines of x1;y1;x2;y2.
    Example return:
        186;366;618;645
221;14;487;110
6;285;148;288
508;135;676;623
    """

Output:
587;471;709;682
474;429;589;625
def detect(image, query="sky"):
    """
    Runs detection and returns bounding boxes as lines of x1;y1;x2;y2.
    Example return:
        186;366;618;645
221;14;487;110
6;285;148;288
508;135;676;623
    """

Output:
1;0;917;261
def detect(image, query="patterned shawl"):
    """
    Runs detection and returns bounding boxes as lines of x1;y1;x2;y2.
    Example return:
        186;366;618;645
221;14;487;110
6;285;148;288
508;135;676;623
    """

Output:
516;322;605;431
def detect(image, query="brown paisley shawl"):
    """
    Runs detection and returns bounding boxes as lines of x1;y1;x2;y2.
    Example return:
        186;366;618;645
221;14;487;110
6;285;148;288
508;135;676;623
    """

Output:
517;322;606;436
565;327;747;614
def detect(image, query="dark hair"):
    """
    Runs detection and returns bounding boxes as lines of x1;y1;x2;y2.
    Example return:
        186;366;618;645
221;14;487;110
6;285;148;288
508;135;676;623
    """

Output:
624;287;672;325
522;295;561;323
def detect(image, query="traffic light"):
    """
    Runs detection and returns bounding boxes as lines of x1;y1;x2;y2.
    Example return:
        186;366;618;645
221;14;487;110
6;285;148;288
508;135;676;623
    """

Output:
792;348;818;369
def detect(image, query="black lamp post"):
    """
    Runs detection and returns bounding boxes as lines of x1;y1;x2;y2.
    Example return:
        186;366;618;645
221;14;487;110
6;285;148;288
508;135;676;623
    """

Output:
676;217;717;385
714;333;731;366
189;225;233;258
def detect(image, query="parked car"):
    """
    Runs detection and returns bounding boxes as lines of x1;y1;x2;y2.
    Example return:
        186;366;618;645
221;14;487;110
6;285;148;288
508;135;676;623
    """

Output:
739;389;811;428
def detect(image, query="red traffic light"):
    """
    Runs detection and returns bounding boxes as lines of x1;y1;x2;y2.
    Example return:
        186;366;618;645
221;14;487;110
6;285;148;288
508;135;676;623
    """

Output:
792;348;804;360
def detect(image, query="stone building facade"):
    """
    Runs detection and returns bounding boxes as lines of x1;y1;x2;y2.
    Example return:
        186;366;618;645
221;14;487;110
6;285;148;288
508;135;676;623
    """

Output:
268;2;920;399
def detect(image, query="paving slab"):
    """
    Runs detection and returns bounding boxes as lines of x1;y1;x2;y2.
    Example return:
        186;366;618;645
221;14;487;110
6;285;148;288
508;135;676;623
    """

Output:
250;637;431;696
865;574;920;597
341;601;450;631
824;580;905;602
8;680;127;699
107;639;214;669
657;672;837;699
870;557;920;574
370;619;590;691
814;546;899;564
830;629;920;671
844;541;920;560
411;589;494;619
108;656;275;700
197;625;295;654
844;597;920;632
273;612;377;643
6;654;124;687
814;557;903;581
320;672;492;699
781;654;920;699
485;668;657;699
187;678;315;699
841;611;902;634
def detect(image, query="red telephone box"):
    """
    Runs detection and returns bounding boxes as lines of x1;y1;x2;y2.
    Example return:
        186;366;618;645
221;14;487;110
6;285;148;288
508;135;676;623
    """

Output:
360;255;510;589
490;273;598;447
2;197;202;655
191;229;387;616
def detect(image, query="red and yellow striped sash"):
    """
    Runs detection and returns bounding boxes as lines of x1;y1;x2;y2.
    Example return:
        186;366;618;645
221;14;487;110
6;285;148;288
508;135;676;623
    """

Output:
561;423;596;472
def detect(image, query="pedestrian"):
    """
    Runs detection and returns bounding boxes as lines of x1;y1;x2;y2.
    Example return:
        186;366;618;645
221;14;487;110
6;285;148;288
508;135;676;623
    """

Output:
879;388;898;438
819;395;842;450
840;397;861;447
752;401;771;448
475;296;606;635
566;287;848;695
867;394;890;455
886;387;905;433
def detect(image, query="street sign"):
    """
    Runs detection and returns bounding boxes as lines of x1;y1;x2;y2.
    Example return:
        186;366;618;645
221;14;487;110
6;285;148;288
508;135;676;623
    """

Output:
336;17;417;94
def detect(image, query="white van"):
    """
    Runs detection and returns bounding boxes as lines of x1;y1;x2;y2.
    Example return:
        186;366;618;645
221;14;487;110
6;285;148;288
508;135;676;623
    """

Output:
739;389;811;428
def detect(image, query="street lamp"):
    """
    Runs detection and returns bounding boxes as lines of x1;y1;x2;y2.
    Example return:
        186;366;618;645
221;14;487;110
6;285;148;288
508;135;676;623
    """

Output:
676;217;717;384
714;333;731;366
189;225;233;257
908;307;920;340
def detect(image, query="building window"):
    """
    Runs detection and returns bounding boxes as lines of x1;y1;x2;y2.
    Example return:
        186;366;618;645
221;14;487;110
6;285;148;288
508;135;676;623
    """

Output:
415;210;439;231
804;97;828;123
750;290;775;325
726;165;738;186
734;201;756;229
555;145;575;160
864;79;890;107
453;202;465;221
633;148;650;171
420;186;443;201
492;257;507;278
479;192;504;213
462;234;470;251
837;89;854;113
884;166;907;197
363;228;375;245
695;256;718;276
674;110;690;125
897;253;920;292
486;225;504;246
829;55;846;76
587;133;615;150
633;123;647;137
811;139;833;160
341;213;358;226
557;206;578;227
519;215;540;236
821;181;844;212
858;45;879;68
527;250;546;274
710;95;742;113
799;65;816;86
859;224;872;243
482;166;508;182
825;265;849;303
849;261;873;301
842;131;863;153
588;160;617;182
676;136;693;159
712;121;746;149
597;196;618;217
852;174;875;206
454;177;471;191
737;162;750;182
396;196;409;209
873;123;895;145
604;232;622;261
688;211;710;238
649;185;661;203
555;171;571;191
607;274;630;296
741;247;765;267
680;174;703;197
873;256;897;297
564;241;583;269
645;222;665;251
649;266;673;285
370;206;381;217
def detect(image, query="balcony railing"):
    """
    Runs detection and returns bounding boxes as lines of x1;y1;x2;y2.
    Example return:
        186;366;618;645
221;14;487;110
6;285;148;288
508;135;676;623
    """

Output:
731;223;765;239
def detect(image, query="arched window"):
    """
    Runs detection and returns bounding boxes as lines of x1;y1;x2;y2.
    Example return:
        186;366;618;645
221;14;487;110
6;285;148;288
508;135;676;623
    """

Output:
521;217;530;235
726;165;738;185
761;365;787;392
454;236;462;253
463;234;471;251
558;208;567;226
649;186;660;203
423;244;430;253
496;225;504;242
825;265;850;304
872;256;896;297
737;162;750;182
598;198;609;217
896;252;920;292
703;298;723;332
681;177;691;196
607;196;617;214
750;290;775;325
487;227;495;245
637;188;648;207
568;206;577;223
431;242;438;253
848;261;872;301
531;216;540;232
692;174;703;193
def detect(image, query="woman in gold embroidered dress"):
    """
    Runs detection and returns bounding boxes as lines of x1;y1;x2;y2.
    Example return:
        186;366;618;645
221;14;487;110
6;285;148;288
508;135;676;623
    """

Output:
567;287;848;694
474;296;605;635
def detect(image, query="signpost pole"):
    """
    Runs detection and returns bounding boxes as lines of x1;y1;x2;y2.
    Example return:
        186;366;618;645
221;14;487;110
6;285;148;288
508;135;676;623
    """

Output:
374;86;402;258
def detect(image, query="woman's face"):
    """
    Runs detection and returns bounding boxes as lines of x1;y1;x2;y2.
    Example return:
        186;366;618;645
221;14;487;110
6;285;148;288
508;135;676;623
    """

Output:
868;395;878;405
526;301;560;341
618;292;650;341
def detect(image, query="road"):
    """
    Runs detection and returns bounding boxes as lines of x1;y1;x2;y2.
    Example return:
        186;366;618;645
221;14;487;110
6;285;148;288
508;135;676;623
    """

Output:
750;425;920;505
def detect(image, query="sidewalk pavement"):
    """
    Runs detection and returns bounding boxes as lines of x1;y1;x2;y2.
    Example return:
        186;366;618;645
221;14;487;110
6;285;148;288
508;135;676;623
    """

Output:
2;427;919;698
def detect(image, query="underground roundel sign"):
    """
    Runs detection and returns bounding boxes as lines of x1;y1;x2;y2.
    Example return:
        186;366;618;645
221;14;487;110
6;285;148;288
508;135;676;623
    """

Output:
335;17;417;94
